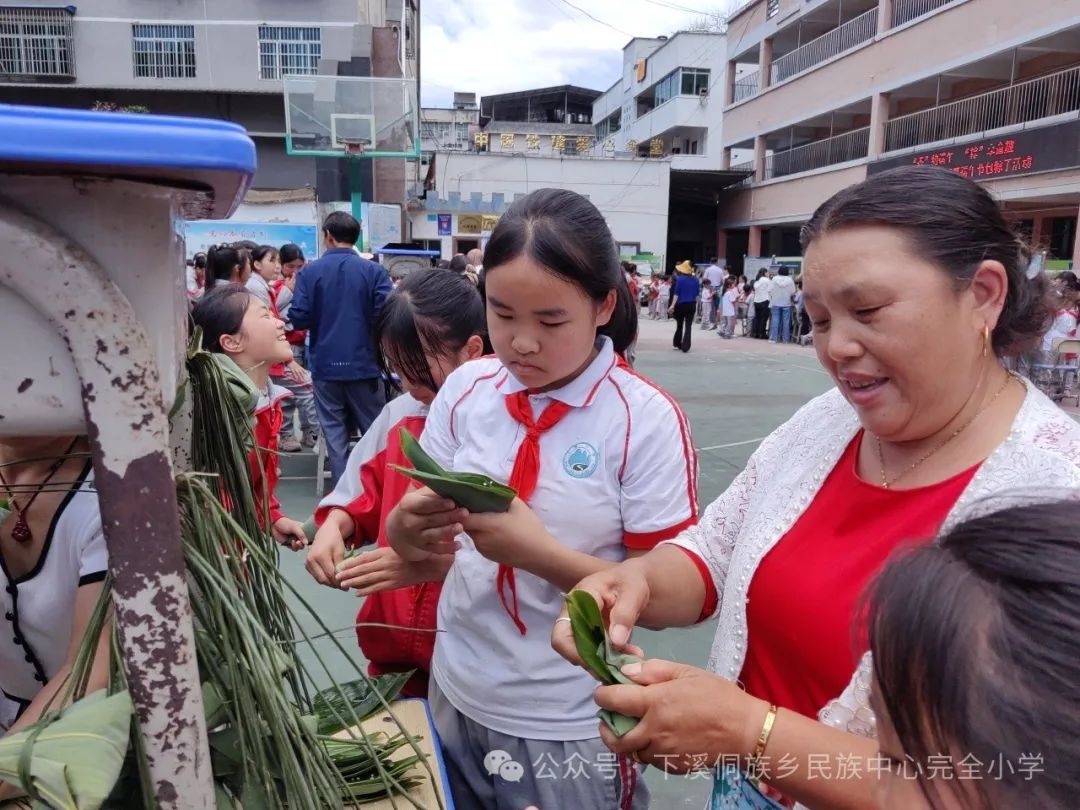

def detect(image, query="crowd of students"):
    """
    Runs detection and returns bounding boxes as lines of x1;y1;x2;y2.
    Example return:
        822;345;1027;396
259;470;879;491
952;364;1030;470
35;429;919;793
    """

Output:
3;170;1079;810
187;239;320;452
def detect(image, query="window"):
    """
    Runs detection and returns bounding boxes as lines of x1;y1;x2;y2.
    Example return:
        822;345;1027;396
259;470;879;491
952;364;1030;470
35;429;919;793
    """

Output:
259;25;320;80
132;24;196;79
654;70;680;107
766;0;780;19
653;68;711;108
595;110;621;140
681;68;710;96
0;6;75;78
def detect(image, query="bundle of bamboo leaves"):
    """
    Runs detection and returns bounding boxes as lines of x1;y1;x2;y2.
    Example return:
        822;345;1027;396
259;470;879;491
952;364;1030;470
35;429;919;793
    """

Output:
1;336;442;809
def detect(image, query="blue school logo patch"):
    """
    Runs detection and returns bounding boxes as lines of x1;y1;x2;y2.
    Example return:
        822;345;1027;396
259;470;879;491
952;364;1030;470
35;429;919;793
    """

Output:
562;442;599;479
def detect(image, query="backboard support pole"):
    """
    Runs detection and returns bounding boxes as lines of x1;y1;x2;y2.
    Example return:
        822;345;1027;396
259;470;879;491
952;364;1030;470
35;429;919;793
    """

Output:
348;157;363;224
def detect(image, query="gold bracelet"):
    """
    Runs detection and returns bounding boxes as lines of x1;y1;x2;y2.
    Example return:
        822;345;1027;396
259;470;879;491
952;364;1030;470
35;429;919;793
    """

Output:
746;704;778;783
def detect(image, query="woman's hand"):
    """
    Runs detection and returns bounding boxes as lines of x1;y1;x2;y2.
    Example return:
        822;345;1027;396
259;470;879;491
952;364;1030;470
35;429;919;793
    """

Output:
463;498;556;569
551;559;652;667
306;520;347;586
272;517;308;551
385;487;468;562
594;659;767;773
335;546;453;595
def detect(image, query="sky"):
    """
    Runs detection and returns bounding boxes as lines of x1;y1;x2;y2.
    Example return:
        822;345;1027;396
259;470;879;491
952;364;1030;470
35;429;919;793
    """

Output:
420;0;728;107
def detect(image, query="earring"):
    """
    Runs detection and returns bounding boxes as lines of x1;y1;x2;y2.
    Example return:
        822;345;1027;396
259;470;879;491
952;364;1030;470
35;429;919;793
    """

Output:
983;325;990;358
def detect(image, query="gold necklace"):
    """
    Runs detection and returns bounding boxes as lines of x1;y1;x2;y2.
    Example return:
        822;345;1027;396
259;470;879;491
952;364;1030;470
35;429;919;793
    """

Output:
876;372;1015;489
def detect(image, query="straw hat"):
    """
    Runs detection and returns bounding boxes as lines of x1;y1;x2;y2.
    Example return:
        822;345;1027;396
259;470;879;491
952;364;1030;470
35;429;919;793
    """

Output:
675;260;694;275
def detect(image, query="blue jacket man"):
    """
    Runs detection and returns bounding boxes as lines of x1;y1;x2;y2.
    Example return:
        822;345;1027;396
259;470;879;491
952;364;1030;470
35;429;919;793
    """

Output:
289;211;392;485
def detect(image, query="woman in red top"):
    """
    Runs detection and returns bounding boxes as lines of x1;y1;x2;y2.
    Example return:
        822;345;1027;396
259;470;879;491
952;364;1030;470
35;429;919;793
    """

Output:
192;285;307;550
305;269;486;696
554;167;1080;809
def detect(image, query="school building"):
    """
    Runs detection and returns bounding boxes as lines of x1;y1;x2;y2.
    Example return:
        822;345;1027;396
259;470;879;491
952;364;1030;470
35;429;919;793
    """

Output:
716;0;1080;271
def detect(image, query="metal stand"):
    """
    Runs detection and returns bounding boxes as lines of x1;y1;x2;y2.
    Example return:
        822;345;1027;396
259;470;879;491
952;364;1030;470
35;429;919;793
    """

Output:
0;202;214;809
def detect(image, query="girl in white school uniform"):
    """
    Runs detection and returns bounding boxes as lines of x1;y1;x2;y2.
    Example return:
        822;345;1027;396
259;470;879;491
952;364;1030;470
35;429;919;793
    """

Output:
387;188;699;810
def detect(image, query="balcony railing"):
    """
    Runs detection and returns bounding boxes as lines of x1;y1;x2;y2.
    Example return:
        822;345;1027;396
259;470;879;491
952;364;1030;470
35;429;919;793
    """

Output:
731;159;756;187
884;66;1080;153
770;9;877;84
734;71;760;102
892;0;955;27
764;126;870;180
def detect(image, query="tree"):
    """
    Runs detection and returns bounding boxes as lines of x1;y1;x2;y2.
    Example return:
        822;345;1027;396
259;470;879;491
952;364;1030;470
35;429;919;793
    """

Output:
91;101;149;114
685;8;729;34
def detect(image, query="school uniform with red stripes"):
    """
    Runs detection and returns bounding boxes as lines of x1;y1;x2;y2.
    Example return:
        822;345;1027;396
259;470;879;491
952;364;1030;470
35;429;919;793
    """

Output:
250;383;291;526
315;394;435;697
421;337;698;809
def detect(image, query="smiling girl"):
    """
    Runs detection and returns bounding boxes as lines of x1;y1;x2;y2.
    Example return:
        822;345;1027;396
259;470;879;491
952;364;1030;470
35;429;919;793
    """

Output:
192;285;307;550
386;188;697;810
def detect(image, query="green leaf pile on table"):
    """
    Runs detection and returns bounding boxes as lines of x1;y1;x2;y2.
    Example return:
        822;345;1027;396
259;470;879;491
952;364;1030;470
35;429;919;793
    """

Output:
3;336;442;810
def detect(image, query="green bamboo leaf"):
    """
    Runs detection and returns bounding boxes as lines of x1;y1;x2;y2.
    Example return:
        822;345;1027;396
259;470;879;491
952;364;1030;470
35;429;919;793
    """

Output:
0;691;131;810
389;466;516;513
565;591;614;685
397;428;447;477
394;428;516;513
565;591;644;738
312;673;412;736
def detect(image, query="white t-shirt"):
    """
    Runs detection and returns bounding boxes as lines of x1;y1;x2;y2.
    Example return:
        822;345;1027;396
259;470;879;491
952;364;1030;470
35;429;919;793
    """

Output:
722;288;738;317
769;275;796;307
1042;309;1078;353
753;277;773;303
422;338;698;740
703;264;726;288
0;464;105;730
245;274;273;309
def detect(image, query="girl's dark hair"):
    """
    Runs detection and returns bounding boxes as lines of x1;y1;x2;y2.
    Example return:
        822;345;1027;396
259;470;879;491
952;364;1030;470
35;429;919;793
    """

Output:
448;254;468;274
279;243;304;265
251;245;277;265
193;252;207;270
755;268;768;280
206;244;243;290
192;284;252;352
801;166;1050;356
869;499;1080;810
1058;271;1080;293
375;269;486;393
483;188;638;355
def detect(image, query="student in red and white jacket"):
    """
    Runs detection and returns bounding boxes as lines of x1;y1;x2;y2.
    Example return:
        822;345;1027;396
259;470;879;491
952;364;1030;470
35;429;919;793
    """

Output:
192;284;308;550
306;270;486;697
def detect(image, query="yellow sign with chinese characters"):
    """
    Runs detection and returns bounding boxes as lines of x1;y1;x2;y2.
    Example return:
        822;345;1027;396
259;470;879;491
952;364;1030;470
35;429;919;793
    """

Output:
575;135;592;153
552;134;566;153
500;132;515;150
649;138;664;157
481;215;500;233
473;132;489;148
625;138;639;153
458;215;483;235
525;134;541;151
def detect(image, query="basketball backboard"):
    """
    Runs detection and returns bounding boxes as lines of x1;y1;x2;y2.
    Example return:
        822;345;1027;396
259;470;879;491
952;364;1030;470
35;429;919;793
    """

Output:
283;75;420;159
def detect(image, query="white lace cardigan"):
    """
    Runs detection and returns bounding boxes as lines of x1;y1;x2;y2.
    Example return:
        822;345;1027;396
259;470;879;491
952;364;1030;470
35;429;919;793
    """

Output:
665;378;1080;739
